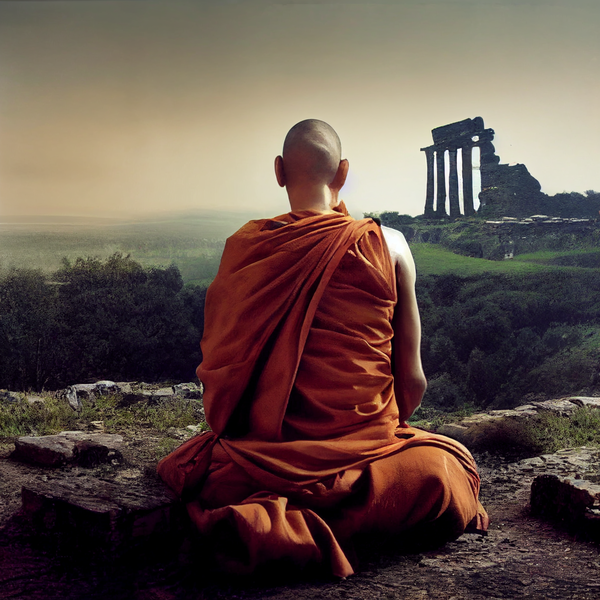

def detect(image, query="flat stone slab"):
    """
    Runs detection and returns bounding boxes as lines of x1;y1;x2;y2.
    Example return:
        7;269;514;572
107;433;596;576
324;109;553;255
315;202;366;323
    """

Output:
570;396;600;409
13;431;124;467
480;447;600;542
531;398;579;415
531;473;600;540
21;475;182;551
436;396;600;450
437;411;534;449
502;447;600;480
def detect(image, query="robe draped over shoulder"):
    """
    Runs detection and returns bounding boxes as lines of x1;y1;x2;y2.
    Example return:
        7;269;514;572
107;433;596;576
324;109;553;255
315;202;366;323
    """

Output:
158;207;488;577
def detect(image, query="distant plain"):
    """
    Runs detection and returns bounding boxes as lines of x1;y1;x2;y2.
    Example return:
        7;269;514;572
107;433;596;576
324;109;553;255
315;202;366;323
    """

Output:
0;210;260;286
2;211;599;285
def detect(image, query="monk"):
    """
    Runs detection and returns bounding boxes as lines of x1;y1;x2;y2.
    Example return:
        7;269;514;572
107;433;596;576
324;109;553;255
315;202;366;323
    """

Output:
158;119;488;578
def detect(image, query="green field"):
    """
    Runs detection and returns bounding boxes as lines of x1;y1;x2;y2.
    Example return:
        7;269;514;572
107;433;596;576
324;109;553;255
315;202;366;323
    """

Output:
412;244;599;277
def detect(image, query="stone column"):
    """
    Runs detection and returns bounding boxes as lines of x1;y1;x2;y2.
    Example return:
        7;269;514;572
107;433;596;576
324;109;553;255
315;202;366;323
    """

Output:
423;147;435;217
462;144;474;216
448;148;460;218
435;148;447;216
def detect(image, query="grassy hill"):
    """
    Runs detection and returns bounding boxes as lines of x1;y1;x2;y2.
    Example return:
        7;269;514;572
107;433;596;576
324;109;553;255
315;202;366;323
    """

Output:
413;244;600;277
411;240;600;412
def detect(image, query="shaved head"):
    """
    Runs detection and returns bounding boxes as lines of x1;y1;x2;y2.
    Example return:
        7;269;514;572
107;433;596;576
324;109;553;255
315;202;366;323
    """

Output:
282;119;342;187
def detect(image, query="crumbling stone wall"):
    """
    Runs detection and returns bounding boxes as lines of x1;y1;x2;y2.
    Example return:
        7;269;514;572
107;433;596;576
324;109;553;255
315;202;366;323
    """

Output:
421;117;545;219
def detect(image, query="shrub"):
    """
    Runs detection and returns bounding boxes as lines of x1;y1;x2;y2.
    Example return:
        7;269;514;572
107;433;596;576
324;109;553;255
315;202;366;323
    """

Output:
521;407;600;454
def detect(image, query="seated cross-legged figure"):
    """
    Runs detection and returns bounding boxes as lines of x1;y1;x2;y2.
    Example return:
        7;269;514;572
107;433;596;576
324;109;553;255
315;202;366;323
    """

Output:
158;119;488;577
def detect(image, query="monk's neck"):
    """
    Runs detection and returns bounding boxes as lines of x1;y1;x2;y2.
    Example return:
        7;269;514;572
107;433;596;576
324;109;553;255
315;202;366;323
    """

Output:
287;185;339;214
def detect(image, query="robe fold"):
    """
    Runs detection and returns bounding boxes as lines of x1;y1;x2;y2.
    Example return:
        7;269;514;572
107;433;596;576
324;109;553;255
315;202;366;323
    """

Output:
158;207;488;577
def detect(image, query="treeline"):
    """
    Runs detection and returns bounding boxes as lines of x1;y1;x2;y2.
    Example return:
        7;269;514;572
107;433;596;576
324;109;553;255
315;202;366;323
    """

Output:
528;190;600;219
0;254;205;391
2;254;599;411
419;271;600;410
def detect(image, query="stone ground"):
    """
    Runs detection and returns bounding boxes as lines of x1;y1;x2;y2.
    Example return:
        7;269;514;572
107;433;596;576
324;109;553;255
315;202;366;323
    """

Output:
1;436;600;599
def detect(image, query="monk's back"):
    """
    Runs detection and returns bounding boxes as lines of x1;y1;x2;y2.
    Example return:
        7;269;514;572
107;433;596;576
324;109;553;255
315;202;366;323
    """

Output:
284;224;401;442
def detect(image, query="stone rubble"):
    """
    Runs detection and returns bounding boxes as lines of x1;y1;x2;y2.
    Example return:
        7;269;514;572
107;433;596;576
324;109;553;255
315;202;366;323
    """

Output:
58;380;121;411
6;389;600;557
3;380;205;553
439;396;600;542
485;215;595;226
34;379;206;411
13;431;124;467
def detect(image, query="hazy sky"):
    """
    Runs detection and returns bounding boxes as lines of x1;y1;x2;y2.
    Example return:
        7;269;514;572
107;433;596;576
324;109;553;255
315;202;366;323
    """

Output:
1;0;599;219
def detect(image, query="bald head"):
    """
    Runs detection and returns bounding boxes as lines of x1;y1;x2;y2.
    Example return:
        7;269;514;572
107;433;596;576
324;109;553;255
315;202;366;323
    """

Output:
275;119;348;213
281;119;342;188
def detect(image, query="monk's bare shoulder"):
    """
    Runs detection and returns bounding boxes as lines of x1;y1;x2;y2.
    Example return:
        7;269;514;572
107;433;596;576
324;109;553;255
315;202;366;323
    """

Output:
381;225;416;282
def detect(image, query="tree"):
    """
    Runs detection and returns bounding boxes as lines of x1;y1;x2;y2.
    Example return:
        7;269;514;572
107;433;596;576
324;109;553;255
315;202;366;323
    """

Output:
50;254;202;386
0;268;57;389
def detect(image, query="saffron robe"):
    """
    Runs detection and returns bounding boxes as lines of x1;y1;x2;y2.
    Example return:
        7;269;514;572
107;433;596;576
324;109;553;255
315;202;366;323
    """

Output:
158;208;488;577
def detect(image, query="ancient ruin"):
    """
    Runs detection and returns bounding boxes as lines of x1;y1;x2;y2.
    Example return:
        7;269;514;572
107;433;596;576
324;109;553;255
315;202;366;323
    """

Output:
421;117;544;219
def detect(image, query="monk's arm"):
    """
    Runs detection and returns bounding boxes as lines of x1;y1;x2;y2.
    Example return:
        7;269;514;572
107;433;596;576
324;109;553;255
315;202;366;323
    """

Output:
382;226;427;422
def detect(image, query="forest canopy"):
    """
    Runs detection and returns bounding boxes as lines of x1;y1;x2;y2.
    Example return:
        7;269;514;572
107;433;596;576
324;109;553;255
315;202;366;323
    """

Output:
0;254;205;390
1;252;598;410
418;271;600;410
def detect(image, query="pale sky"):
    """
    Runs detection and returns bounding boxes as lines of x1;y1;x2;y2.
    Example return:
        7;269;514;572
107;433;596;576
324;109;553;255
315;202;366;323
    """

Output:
1;0;598;219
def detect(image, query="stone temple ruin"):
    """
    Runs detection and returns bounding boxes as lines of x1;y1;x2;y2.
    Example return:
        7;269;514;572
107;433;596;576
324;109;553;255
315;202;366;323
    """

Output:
421;117;543;219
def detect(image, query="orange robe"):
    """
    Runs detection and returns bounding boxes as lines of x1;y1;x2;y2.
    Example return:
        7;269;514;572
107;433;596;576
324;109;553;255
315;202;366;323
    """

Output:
158;207;488;577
